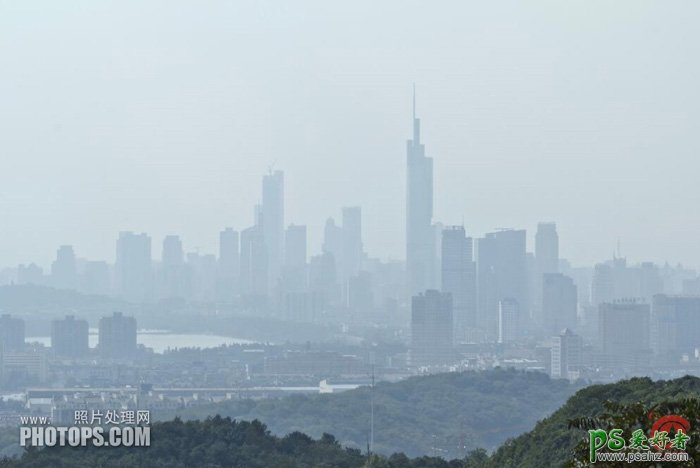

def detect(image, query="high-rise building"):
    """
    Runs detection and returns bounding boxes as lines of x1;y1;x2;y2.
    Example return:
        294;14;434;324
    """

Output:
498;299;520;343
322;218;343;266
51;315;89;358
217;228;240;301
283;224;307;293
0;314;25;352
590;259;663;307
240;224;268;299
651;295;700;358
431;222;443;291
51;245;77;291
406;89;435;297
441;226;476;341
598;301;650;367
115;232;152;302
535;223;559;276
162;235;184;267
309;252;338;310
342;207;363;281
160;235;186;300
187;252;217;301
98;312;137;359
591;263;614;306
533;223;558;320
542;273;578;335
476;229;528;341
410;290;453;367
639;262;663;302
262;170;284;290
550;328;582;380
285;224;307;269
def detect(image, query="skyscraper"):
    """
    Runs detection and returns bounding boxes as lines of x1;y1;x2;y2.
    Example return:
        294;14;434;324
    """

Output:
160;235;186;300
115;232;152;302
651;294;700;359
162;235;184;267
0;314;25;352
535;223;559;275
98;312;137;359
51;315;89;358
51;245;77;291
542;273;578;335
533;223;558;321
240;224;268;299
285;224;307;269
283;224;307;293
476;229;528;341
309;251;338;310
441;226;476;341
282;224;310;320
322;218;343;266
217;228;240;301
406;88;435;297
342;206;363;281
591;263;614;306
498;298;520;344
187;252;217;301
262;170;284;291
598;300;650;368
410;290;453;367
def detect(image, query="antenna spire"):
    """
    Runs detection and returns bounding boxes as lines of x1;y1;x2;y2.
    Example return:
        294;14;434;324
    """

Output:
412;83;416;121
411;84;420;143
370;365;375;454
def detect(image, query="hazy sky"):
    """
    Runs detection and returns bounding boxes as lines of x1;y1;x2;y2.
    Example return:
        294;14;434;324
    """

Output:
1;1;699;269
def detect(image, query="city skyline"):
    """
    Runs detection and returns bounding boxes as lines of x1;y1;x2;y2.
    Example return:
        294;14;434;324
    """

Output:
2;3;700;465
2;90;696;273
2;118;697;273
2;1;699;269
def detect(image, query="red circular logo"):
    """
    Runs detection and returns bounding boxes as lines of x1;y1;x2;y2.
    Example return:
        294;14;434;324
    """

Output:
650;415;691;450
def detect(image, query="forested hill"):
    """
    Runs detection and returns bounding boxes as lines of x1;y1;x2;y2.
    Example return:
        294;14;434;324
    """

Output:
8;374;700;467
3;416;486;468
487;375;700;467
164;368;582;458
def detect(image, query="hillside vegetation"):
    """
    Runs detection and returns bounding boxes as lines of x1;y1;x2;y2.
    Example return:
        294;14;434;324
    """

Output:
488;375;700;467
166;368;581;458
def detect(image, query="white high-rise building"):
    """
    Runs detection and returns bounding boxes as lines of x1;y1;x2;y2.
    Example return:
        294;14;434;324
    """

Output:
550;328;582;380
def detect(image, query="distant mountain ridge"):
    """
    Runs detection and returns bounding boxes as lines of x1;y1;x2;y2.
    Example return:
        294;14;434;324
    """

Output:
0;284;119;308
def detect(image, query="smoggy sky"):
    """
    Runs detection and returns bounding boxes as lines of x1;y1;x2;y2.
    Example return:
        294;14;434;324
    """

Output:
1;1;699;269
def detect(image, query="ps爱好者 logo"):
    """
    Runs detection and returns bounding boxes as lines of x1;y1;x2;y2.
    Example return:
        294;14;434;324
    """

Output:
648;414;691;451
588;414;692;464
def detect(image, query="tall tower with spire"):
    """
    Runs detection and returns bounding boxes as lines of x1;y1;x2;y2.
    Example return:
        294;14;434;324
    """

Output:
406;86;435;297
